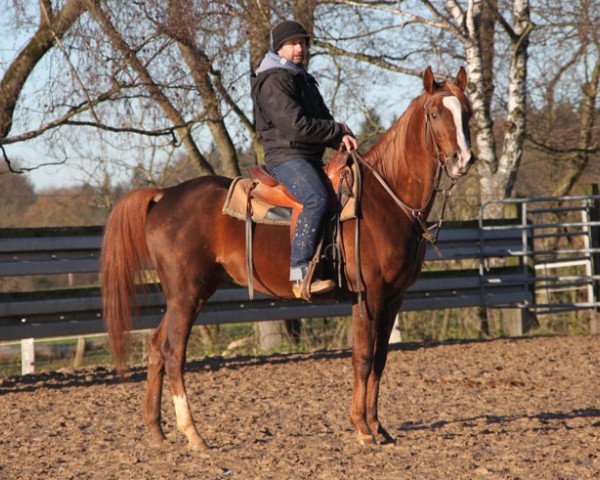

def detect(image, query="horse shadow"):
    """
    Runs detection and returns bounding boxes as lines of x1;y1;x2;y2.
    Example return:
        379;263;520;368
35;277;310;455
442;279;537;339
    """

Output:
0;334;575;395
397;408;600;434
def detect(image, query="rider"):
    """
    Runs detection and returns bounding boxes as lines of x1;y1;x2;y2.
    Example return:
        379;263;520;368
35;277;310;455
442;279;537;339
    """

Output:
250;20;358;296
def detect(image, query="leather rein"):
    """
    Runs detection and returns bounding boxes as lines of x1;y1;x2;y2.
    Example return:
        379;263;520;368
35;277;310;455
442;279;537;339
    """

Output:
350;91;461;255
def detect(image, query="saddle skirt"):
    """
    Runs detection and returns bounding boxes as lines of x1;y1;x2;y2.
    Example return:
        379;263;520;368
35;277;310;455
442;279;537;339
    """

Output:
222;151;360;232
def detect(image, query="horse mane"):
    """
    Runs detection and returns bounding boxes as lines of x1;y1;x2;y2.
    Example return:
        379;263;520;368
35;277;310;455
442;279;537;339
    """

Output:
364;80;471;183
364;96;423;182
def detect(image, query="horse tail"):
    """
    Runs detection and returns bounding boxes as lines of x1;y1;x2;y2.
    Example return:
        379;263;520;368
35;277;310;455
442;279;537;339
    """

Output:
101;187;162;372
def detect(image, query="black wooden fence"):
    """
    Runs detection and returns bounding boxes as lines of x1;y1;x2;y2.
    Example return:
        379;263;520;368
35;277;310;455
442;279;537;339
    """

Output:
0;221;533;342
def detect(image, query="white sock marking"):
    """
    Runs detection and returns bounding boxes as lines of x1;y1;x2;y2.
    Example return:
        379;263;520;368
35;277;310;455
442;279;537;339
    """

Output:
173;394;193;430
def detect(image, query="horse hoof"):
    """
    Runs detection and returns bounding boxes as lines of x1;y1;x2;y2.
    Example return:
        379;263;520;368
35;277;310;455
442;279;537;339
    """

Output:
373;432;396;446
356;433;375;446
147;429;167;446
188;438;209;453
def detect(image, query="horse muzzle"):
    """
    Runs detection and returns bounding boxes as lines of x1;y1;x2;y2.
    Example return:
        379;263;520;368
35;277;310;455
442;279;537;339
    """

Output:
444;151;474;179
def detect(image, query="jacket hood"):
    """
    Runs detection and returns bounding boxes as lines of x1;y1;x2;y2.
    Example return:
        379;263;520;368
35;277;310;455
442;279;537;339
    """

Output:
255;51;306;75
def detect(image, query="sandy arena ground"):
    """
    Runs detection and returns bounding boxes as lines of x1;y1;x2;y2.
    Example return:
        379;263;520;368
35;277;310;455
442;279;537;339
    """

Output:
1;335;600;479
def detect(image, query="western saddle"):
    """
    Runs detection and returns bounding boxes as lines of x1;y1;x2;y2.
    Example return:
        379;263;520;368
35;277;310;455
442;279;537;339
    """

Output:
243;149;357;301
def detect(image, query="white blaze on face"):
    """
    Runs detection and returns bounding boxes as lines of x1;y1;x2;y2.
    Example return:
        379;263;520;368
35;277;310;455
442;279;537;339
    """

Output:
442;96;471;170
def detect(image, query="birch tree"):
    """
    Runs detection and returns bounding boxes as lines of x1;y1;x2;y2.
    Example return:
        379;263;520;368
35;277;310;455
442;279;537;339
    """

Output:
323;0;533;211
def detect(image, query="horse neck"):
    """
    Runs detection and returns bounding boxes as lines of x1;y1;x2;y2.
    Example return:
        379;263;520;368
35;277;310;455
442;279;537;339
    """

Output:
365;97;439;214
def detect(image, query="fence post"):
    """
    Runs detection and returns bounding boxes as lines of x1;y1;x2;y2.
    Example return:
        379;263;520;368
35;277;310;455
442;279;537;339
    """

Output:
389;313;402;344
502;308;538;337
589;184;600;334
21;338;35;375
502;309;522;337
501;202;529;337
73;336;86;368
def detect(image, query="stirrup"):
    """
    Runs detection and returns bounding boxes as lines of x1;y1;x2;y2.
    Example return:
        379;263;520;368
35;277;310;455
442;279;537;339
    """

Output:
293;278;336;299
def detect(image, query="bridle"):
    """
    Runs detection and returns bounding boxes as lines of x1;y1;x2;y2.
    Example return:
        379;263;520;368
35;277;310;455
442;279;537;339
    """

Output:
350;90;468;254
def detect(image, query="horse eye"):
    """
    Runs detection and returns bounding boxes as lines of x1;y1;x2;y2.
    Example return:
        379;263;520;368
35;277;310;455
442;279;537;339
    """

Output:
431;112;438;119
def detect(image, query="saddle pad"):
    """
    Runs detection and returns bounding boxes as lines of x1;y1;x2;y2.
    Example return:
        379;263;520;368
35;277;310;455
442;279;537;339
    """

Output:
222;162;360;225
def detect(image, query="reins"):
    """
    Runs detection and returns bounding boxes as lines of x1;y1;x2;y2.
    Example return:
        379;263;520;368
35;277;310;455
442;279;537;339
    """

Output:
350;148;458;256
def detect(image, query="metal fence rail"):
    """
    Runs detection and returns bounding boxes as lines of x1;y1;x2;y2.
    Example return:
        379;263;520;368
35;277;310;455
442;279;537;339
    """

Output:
480;194;600;315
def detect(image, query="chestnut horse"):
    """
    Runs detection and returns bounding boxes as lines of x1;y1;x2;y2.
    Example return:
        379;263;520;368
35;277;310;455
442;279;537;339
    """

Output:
101;66;473;449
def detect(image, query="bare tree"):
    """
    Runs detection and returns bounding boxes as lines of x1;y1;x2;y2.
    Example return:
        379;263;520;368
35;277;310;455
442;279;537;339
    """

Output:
85;0;215;175
0;0;88;173
524;0;600;196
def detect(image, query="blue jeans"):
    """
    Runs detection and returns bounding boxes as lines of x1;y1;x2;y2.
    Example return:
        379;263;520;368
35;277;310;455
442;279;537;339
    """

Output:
269;158;331;281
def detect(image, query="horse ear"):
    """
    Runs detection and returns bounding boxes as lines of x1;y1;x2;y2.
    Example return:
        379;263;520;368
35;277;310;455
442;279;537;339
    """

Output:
423;66;437;93
455;66;468;91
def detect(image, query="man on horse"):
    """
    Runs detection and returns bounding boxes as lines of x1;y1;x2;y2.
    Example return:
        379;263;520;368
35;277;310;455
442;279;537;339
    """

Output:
250;20;358;296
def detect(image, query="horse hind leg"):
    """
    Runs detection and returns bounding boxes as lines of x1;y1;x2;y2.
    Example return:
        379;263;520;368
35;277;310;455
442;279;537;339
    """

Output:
144;320;167;444
163;299;208;450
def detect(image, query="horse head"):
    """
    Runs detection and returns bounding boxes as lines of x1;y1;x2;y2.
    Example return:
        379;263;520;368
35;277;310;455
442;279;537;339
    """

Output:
422;66;474;179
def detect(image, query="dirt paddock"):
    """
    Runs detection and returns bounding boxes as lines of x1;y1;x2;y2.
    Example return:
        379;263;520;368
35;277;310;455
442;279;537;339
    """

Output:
1;335;600;479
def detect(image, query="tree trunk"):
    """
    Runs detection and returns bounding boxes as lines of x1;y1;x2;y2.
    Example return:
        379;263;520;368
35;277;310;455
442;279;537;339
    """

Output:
177;44;240;178
165;0;240;178
496;0;532;199
479;0;497;109
247;0;270;164
551;57;600;196
255;321;293;352
451;1;501;215
452;1;532;214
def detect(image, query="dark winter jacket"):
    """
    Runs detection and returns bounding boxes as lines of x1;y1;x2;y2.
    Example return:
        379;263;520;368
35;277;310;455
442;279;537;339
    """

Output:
250;52;345;169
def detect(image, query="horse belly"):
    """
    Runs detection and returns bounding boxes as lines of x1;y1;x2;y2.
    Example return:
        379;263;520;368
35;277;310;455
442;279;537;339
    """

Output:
216;218;295;299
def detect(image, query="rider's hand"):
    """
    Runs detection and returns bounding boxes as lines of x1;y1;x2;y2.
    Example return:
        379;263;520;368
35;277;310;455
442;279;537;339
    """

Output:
341;134;358;151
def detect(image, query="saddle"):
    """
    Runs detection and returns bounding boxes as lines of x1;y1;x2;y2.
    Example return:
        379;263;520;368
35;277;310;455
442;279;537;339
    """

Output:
221;149;361;301
222;149;359;240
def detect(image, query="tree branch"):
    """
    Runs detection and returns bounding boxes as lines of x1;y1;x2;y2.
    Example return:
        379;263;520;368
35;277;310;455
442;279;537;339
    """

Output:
526;135;599;156
1;144;67;174
0;86;122;145
0;0;88;138
313;39;422;76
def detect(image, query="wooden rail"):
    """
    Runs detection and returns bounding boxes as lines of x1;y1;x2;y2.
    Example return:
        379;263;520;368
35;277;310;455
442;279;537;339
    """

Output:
0;222;533;342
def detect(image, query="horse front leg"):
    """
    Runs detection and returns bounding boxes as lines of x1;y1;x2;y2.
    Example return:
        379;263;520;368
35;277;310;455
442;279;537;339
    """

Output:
365;305;399;445
350;302;378;445
163;300;208;451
